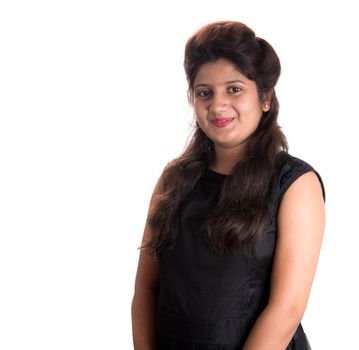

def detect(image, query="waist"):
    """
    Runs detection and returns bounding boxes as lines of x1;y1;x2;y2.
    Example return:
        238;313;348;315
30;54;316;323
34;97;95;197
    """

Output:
156;310;249;346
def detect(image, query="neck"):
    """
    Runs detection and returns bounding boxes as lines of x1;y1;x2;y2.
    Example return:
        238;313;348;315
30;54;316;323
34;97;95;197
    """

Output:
210;144;246;175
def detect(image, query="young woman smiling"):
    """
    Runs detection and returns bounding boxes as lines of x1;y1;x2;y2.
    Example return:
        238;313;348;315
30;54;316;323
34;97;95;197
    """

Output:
132;21;326;350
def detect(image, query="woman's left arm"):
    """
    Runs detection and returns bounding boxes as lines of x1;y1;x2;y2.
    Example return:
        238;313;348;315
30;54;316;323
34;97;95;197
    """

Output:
242;171;326;350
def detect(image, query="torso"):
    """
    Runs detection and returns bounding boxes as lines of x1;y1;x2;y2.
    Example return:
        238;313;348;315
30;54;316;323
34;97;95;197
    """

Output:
155;152;324;349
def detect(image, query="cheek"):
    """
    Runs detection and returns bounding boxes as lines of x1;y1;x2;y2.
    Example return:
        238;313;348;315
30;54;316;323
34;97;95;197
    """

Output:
239;95;258;110
238;98;262;118
194;103;206;118
196;118;208;131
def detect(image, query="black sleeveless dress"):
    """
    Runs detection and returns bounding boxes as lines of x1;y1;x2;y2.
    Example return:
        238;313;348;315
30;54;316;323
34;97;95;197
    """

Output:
155;152;326;349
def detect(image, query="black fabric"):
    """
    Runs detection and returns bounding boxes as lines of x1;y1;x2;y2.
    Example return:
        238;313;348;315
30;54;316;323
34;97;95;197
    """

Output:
156;152;325;349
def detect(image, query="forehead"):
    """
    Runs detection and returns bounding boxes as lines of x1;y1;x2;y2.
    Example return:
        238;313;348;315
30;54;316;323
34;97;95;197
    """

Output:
194;59;252;85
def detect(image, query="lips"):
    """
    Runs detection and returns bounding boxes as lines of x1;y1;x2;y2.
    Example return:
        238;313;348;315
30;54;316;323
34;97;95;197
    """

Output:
213;118;234;128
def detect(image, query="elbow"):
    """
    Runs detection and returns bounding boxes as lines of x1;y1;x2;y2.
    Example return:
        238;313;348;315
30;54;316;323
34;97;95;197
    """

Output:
132;283;159;307
285;303;305;327
267;300;306;330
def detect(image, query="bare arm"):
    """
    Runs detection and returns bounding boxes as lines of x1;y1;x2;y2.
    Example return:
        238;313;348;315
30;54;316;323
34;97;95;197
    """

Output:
242;171;326;350
131;174;164;350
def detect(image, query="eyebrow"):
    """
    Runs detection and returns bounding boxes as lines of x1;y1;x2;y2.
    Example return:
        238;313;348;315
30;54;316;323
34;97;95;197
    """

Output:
194;79;246;89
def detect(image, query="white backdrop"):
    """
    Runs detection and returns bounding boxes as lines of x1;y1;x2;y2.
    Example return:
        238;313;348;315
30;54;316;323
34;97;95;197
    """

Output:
1;0;358;349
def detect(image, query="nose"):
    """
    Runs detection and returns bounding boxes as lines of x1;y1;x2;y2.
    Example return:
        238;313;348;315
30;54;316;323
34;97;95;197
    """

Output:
208;92;229;114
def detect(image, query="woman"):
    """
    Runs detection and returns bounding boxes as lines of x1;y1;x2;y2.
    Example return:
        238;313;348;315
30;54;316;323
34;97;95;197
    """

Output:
132;21;326;349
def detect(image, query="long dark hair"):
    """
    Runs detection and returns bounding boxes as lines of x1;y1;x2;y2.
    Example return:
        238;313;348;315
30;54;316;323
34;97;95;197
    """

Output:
145;21;288;258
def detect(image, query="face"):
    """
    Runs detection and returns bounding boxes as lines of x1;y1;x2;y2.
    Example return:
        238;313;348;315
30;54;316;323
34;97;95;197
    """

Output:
193;59;269;158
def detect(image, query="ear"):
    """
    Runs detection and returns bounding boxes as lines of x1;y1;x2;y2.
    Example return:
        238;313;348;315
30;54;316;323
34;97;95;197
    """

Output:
262;101;271;112
261;91;273;112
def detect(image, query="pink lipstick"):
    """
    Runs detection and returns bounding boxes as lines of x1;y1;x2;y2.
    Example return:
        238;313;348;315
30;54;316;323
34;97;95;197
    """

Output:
213;118;234;128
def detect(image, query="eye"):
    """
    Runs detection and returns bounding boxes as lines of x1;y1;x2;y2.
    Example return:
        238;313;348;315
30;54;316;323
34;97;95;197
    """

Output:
196;90;211;98
228;86;242;94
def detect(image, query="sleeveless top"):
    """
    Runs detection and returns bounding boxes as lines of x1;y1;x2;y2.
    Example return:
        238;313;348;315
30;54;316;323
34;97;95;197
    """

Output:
155;152;326;349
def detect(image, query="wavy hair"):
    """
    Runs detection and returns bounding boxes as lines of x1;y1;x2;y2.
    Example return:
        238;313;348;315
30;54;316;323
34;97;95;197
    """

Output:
145;21;288;258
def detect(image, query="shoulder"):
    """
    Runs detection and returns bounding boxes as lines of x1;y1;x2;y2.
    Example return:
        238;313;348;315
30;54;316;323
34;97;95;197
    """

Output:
274;151;326;204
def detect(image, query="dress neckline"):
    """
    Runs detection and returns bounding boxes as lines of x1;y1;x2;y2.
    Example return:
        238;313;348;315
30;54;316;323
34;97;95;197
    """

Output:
206;167;229;177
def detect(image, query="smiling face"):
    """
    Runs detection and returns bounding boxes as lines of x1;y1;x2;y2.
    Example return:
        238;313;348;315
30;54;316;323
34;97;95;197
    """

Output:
193;59;270;162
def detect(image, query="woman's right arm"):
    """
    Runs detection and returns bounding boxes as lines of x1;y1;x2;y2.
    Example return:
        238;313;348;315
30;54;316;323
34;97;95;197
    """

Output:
131;174;163;350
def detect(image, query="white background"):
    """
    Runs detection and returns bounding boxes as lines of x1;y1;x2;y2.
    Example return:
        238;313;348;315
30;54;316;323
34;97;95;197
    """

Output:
0;0;358;349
